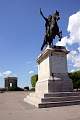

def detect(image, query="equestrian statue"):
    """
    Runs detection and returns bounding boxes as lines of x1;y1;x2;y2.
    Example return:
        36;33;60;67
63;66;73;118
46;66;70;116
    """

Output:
40;8;62;51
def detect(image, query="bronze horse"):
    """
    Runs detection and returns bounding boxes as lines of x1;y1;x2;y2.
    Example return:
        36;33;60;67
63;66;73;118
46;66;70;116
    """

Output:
40;9;62;51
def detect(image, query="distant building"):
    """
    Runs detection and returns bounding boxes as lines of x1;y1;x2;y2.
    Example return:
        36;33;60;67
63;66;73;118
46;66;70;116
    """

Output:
4;77;18;90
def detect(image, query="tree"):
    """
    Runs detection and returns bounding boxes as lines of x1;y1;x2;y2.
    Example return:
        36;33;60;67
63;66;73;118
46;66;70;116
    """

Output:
69;70;80;90
31;74;38;88
30;70;80;90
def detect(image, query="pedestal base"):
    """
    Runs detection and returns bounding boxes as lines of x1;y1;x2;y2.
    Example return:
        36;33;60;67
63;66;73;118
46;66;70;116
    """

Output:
35;73;73;93
24;91;80;108
24;74;74;108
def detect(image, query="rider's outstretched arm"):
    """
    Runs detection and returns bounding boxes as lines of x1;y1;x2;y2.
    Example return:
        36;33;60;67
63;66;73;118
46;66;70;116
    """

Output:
40;8;47;21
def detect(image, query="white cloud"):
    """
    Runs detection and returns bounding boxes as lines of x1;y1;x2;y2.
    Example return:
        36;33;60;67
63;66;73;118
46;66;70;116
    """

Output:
0;70;16;78
68;50;80;70
67;50;78;61
67;11;80;45
71;50;78;55
70;69;75;73
73;55;80;68
78;47;80;52
56;11;80;71
3;70;12;77
0;72;3;77
29;70;34;74
3;70;12;75
56;11;80;46
56;36;68;46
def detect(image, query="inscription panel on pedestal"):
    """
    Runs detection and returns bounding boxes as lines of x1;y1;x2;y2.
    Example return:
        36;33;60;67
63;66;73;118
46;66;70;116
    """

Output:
50;53;68;73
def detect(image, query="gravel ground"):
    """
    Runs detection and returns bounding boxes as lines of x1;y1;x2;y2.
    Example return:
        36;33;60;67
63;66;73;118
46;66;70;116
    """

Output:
0;91;80;120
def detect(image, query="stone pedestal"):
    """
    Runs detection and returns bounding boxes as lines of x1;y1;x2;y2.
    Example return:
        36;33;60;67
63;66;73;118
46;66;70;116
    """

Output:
36;45;73;94
24;46;79;108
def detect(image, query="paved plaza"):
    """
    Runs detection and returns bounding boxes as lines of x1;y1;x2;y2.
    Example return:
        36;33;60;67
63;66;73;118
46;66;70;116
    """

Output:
0;92;80;120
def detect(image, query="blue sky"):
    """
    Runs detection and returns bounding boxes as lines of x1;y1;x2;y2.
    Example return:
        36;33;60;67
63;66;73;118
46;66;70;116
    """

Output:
0;0;80;88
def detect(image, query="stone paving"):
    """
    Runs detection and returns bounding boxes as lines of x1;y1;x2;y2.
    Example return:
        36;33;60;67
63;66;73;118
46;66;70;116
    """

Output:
0;91;80;120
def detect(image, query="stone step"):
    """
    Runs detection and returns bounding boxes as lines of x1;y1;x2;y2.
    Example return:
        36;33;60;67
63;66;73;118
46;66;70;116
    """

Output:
44;92;80;97
41;96;80;102
39;100;80;108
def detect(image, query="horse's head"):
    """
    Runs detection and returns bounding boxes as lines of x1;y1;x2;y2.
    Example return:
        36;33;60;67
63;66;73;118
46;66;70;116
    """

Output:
54;10;60;21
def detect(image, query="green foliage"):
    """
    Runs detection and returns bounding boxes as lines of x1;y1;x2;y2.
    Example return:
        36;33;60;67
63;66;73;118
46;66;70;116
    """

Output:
69;70;80;89
8;87;24;91
29;87;35;91
31;70;80;90
31;74;38;88
8;87;17;91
